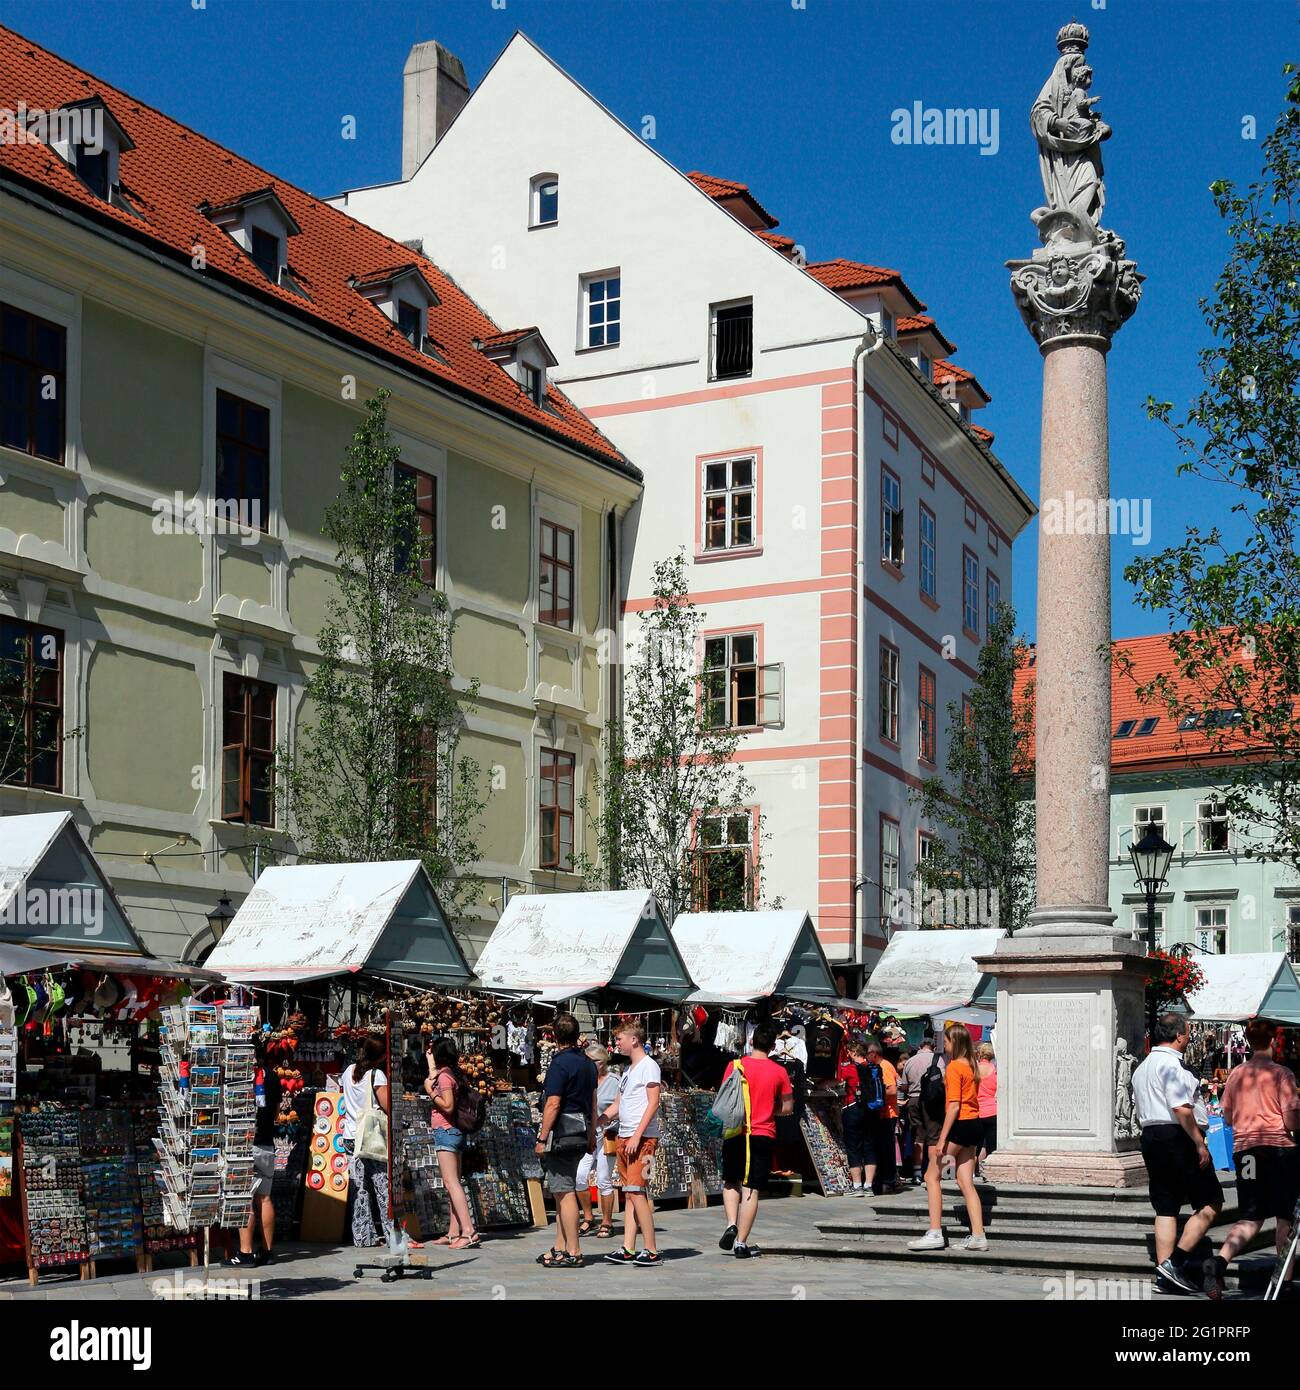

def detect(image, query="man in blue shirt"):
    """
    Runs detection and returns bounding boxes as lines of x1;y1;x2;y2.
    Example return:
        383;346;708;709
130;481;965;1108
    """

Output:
535;1013;597;1267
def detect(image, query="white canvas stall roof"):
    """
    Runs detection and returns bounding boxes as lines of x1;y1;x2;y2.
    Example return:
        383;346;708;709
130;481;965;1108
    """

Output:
472;890;695;1001
205;860;472;986
858;928;1005;1014
1186;953;1300;1026
0;811;145;954
672;910;838;1003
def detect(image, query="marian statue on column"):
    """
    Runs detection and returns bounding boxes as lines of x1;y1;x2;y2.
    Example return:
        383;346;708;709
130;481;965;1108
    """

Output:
1029;23;1111;240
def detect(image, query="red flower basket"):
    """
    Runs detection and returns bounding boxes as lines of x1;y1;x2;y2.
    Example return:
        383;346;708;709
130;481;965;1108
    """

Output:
1146;948;1206;1012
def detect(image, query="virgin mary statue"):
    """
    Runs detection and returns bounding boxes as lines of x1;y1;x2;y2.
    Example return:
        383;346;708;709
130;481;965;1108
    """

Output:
1030;26;1111;235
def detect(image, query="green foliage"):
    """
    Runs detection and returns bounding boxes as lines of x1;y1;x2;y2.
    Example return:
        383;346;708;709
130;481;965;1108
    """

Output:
910;602;1036;934
575;551;770;922
276;390;485;917
1122;65;1300;869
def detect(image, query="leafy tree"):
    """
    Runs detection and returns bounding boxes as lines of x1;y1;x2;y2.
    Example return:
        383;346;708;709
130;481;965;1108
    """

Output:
576;550;769;922
910;602;1036;934
1121;64;1300;871
277;390;484;916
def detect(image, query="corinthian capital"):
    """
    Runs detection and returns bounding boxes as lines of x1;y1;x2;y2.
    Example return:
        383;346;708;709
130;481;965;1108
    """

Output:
1008;234;1143;350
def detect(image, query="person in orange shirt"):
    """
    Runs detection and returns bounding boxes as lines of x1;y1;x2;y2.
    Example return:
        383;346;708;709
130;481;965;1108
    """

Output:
908;1022;987;1252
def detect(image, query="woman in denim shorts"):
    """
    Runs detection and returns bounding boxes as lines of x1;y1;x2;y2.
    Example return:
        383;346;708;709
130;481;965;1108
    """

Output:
426;1037;480;1249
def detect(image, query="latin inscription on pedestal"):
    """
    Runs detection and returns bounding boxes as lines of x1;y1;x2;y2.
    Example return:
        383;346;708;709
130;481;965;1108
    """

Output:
1012;993;1093;1135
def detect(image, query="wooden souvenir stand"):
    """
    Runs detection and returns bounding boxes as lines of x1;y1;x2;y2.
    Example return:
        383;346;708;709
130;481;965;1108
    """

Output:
300;1090;350;1242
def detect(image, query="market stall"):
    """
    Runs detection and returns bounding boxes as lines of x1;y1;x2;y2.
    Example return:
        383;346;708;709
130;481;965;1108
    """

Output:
0;812;222;1284
857;927;1003;1028
1186;952;1300;1028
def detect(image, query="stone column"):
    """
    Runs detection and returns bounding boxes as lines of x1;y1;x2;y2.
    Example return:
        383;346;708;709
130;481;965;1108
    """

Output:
981;23;1153;1187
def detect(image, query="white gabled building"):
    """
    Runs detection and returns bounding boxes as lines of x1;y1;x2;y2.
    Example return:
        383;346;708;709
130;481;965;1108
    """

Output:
331;33;1034;980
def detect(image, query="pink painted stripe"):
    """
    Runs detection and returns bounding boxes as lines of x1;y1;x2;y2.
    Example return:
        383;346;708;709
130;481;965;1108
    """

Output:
623;575;831;612
585;366;853;419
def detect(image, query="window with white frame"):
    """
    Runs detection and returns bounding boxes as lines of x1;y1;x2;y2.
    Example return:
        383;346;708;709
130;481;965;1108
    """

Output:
702;455;755;552
1195;905;1229;954
962;548;979;637
1132;908;1166;949
919;504;936;601
1197;798;1230;853
879;641;900;743
1132;804;1167;848
1288;904;1300;964
530;174;559;227
703;633;781;730
695;810;755;910
986;571;1001;633
881;818;901;930
709;300;753;381
582;272;621;348
881;467;904;567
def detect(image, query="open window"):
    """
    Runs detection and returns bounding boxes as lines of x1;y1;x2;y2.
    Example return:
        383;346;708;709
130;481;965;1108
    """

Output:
703;633;782;729
709;299;753;380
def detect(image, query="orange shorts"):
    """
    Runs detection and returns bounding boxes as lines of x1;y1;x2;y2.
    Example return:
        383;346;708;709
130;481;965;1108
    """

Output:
616;1137;658;1193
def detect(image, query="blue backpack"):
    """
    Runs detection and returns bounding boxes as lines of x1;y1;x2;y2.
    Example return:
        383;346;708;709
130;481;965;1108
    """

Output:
856;1061;886;1113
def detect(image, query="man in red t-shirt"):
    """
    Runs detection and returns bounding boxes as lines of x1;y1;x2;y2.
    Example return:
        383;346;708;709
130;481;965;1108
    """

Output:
719;1021;794;1259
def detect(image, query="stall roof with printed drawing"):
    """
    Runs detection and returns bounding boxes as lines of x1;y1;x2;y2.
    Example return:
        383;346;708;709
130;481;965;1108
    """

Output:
671;910;838;1005
0;811;145;955
204;859;472;987
1185;952;1300;1026
472;890;695;1003
857;928;1004;1016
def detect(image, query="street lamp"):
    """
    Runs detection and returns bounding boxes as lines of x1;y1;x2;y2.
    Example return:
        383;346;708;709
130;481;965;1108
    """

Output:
205;894;235;946
1129;823;1175;1040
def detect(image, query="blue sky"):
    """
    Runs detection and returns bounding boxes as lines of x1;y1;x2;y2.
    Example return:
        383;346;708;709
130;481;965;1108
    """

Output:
5;0;1295;642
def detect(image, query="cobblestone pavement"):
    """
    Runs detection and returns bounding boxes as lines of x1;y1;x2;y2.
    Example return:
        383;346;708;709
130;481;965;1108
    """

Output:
0;1194;1056;1301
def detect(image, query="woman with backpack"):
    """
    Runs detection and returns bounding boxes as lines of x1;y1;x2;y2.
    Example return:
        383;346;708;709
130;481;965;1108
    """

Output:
839;1038;871;1195
907;1021;988;1252
339;1035;394;1248
425;1036;481;1250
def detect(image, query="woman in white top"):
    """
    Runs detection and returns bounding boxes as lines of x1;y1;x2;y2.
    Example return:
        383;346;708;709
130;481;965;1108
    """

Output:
576;1047;620;1238
338;1036;394;1248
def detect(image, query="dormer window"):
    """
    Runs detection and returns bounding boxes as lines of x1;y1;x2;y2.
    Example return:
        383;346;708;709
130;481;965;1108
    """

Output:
34;96;135;208
397;301;423;346
77;147;109;200
530;174;559;228
350;264;439;353
476;327;558;408
520;362;544;405
202;187;303;292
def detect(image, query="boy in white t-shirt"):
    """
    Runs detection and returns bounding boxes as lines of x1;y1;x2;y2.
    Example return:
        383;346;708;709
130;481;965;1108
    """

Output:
602;1021;662;1267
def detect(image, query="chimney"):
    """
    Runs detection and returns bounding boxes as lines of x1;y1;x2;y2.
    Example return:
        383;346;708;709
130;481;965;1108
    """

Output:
402;41;470;180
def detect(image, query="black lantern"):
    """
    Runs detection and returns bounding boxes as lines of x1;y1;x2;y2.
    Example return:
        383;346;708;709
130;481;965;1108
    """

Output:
1129;823;1174;1039
205;894;235;945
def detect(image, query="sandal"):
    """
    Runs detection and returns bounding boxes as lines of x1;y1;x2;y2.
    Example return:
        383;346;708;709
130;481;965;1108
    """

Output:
578;1219;595;1238
536;1247;566;1267
595;1224;615;1239
560;1252;584;1268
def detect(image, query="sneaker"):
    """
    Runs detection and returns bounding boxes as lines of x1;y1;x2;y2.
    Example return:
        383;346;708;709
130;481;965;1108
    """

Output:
733;1242;752;1259
850;1186;866;1198
907;1230;947;1252
603;1247;637;1266
1202;1256;1226;1302
633;1250;663;1268
1154;1258;1203;1296
719;1224;738;1251
961;1234;989;1251
229;1251;258;1267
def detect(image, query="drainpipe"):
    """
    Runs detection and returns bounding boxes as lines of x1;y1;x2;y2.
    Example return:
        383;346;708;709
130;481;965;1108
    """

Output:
852;325;885;970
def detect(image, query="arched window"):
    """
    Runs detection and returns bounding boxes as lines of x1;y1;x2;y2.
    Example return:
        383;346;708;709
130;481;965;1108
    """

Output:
530;173;558;228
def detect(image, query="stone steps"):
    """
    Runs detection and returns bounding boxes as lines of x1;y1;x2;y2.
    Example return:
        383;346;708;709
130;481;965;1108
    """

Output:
816;1215;1259;1254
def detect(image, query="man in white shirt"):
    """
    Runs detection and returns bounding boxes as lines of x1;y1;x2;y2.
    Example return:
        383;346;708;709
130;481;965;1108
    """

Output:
602;1021;663;1268
1130;1012;1224;1295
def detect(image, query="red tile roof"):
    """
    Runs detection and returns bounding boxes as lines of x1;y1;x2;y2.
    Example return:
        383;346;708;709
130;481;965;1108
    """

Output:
899;315;958;356
805;259;926;312
1015;632;1268;772
685;170;779;229
969;424;995;444
756;229;796;256
0;24;632;476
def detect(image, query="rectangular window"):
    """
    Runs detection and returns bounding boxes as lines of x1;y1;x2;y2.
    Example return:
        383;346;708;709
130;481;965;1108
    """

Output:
215;390;270;530
1287;905;1300;965
882;413;899;449
1133;909;1166;949
703;633;782;729
539;748;575;870
1197;799;1229;853
987;571;1001;633
538;519;574;629
918;665;937;764
962;692;974;729
964;500;977;531
221;674;275;826
250;227;281;283
695;811;754;910
400;722;439;841
709;300;753;381
963;548;980;637
520;362;544;405
394;464;437;585
920;453;935;487
919;504;937;601
531;176;559;228
987;523;999;556
881;817;901;932
397;301;422;346
583;273;621;348
1195;906;1229;955
702;454;756;552
1132;804;1167;846
1;302;67;463
0;617;63;790
881;467;904;567
78;148;109;200
879;641;900;744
